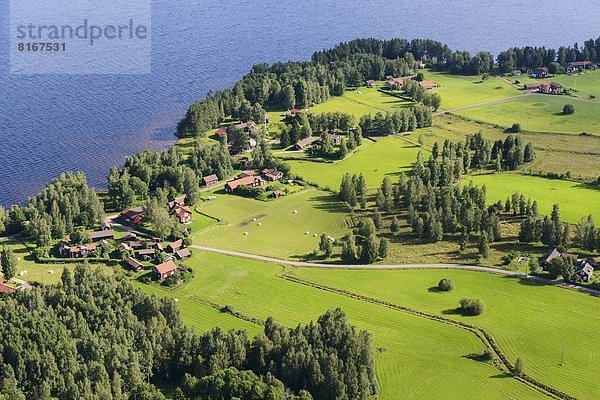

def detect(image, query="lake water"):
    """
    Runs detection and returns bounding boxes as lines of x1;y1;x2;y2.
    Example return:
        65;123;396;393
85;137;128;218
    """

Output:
1;0;599;206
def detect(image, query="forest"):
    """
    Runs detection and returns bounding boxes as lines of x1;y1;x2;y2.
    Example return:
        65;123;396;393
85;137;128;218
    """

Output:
0;266;378;400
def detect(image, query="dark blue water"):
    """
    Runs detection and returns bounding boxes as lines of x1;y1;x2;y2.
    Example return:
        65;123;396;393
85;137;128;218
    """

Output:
2;0;599;205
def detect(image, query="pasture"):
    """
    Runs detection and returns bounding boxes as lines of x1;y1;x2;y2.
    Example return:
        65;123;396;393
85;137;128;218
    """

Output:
140;251;545;400
285;135;424;190
455;94;600;135
463;173;600;223
308;86;414;117
192;188;352;259
295;267;600;400
424;70;521;109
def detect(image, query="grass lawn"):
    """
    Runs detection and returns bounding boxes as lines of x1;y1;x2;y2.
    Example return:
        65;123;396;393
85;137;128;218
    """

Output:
308;86;414;117
294;267;600;400
463;173;600;223
425;70;521;109
285;135;424;190
455;94;600;135
192;188;352;259
138;251;545;400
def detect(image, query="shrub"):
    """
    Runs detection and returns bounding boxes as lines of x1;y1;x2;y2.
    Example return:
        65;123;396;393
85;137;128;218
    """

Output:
563;104;575;115
510;123;522;133
438;278;455;292
513;357;524;376
459;297;485;316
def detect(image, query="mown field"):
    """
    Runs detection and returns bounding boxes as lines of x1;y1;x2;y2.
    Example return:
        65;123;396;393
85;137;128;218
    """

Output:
139;251;545;400
308;86;414;117
463;173;600;223
192;188;352;259
424;70;522;109
295;267;600;400
285;135;424;190
455;94;600;135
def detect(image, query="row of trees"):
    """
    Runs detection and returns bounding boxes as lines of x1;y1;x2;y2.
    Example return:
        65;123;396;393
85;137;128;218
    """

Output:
0;267;378;399
497;38;600;72
358;106;433;136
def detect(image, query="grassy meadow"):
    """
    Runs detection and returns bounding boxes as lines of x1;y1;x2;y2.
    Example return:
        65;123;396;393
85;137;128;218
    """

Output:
138;251;546;400
192;188;352;259
295;267;600;400
285;135;424;190
455;94;600;135
308;86;414;117
425;70;521;109
463;173;600;223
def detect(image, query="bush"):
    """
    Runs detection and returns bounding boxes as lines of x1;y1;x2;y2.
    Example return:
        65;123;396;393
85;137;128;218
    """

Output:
563;104;575;115
459;297;485;316
510;123;522;133
438;278;455;292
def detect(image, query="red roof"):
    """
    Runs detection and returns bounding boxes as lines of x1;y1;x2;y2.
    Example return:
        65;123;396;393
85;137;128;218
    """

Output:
226;175;263;191
0;282;15;294
203;174;218;183
154;260;177;275
216;129;226;136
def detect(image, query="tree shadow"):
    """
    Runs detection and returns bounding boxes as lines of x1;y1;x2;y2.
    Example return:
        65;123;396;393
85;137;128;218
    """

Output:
427;286;442;293
442;307;462;315
490;372;513;379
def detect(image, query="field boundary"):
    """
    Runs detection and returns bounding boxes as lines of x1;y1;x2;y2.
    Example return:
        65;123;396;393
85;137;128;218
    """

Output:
279;273;573;400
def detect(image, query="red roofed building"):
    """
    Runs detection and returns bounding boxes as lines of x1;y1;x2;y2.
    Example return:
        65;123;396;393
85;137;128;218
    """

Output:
0;278;15;294
385;76;416;90
225;175;265;193
215;129;227;137
419;81;438;90
119;206;145;225
153;260;177;280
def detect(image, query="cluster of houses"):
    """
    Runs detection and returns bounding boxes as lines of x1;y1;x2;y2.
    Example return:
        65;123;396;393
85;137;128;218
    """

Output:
539;248;598;282
384;75;438;91
523;81;564;94
58;225;115;258
515;61;599;80
123;236;190;280
224;168;284;194
118;198;193;227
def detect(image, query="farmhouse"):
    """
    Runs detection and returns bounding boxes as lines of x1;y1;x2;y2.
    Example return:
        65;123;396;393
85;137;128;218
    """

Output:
175;248;191;260
327;133;342;145
261;168;283;181
202;174;219;186
168;198;193;224
565;61;597;73
538;82;563;94
294;136;318;150
225;175;265;193
89;230;115;242
539;248;562;270
419;81;438;90
167;239;184;253
119;206;145;225
0;278;15;294
126;257;144;271
153;260;177;280
532;67;549;78
573;259;596;282
365;79;375;87
385;76;415;90
235;121;258;132
121;232;137;240
289;108;299;117
58;241;97;258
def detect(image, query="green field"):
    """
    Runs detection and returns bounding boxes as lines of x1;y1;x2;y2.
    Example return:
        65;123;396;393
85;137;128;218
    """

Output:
463;173;600;223
285;135;423;190
308;86;414;117
139;251;545;399
193;188;352;259
455;94;600;135
425;70;522;109
295;267;600;400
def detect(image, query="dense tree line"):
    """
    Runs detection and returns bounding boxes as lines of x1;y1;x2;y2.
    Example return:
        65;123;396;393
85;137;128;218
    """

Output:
359;106;432;136
108;141;233;210
497;38;600;73
0;267;378;399
402;81;442;110
1;172;104;252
